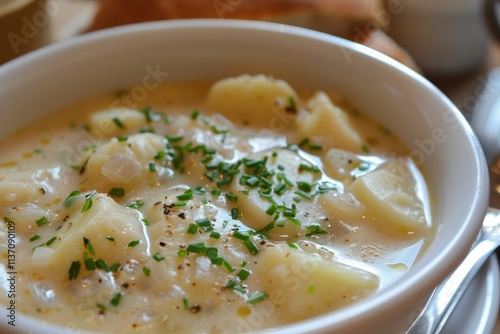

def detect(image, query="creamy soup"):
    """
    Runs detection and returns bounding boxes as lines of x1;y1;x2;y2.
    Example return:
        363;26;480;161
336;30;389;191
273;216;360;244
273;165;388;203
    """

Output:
0;75;432;333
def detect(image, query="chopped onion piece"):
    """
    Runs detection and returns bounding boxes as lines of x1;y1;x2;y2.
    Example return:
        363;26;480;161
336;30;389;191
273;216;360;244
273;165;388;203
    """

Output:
31;281;58;307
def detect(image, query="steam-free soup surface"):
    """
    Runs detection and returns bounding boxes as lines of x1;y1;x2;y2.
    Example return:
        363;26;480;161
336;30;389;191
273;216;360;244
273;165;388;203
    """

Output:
0;75;432;333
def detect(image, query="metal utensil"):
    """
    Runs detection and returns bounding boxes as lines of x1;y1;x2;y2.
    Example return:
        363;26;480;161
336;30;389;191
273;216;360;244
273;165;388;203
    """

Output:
406;170;500;333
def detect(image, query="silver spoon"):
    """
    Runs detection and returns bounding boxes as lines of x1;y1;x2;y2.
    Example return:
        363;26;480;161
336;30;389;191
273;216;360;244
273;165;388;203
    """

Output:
406;177;500;334
406;69;500;334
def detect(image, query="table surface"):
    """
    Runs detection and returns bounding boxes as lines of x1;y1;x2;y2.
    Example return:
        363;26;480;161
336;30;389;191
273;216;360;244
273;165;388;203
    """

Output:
25;1;500;333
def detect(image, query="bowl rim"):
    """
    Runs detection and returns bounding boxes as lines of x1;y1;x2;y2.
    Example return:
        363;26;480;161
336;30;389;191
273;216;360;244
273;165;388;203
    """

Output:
0;18;490;333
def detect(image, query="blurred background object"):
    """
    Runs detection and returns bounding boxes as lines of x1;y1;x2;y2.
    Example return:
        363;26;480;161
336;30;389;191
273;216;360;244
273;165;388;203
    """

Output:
386;0;492;78
0;0;52;64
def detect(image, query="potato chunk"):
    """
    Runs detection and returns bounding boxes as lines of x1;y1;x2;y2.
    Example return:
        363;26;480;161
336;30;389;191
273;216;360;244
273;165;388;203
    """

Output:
350;159;428;231
0;164;75;207
254;243;378;318
89;108;147;138
205;74;298;128
82;133;169;192
31;194;148;282
297;92;362;152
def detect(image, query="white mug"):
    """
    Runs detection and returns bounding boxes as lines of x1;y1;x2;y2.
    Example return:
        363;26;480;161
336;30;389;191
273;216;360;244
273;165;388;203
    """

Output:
387;0;500;77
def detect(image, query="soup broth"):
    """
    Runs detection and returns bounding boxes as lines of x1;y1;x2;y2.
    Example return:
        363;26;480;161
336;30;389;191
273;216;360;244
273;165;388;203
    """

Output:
0;75;432;333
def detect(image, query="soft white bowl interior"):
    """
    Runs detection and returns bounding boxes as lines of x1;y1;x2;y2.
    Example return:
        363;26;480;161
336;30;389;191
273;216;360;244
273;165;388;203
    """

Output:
0;20;488;334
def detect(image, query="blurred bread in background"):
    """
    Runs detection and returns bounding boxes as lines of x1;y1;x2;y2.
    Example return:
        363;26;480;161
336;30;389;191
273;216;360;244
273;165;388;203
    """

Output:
87;0;420;72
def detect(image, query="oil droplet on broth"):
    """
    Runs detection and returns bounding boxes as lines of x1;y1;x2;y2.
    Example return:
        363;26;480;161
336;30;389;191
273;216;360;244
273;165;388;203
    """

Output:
237;306;251;317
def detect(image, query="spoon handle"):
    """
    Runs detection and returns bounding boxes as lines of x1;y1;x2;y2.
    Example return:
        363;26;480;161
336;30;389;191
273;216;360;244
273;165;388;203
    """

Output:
408;210;500;334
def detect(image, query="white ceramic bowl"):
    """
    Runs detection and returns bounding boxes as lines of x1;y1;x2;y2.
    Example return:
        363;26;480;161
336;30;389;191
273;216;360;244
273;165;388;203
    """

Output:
0;19;489;334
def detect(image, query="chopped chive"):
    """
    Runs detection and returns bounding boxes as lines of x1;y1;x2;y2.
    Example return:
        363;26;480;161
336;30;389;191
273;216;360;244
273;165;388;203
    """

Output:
126;200;144;209
222;258;235;272
210;257;224;265
83;237;96;255
288;242;298;249
231;207;239;220
148;162;156;172
141;218;151;226
265;205;277;216
225;192;238;202
141;106;154;122
68;261;81;281
245;176;260;187
172;201;187;207
128;240;140;247
233;231;250;241
210;231;221;239
193;186;205;195
29;234;41;242
45;236;57;246
307;283;315;294
82;193;96;213
63;190;81;207
110;263;120;272
305;224;327;236
191;109;200;120
143;266;151;277
117;136;128;142
95;259;111;272
274;182;287;195
109;187;125;197
187;223;198;234
110;292;123;307
243;239;259;255
182;297;189;310
35;216;49;227
177;249;187;257
106;236;115;242
298;138;310;147
196;218;213;232
153;151;165;159
283;208;295;218
361;144;370;153
246;292;268;304
309;144;323;151
205;247;218;259
237;268;251;281
294;190;315;200
288;96;297;111
165;134;184;142
176;189;194;201
186;242;205;254
113;117;125;129
83;252;96;271
259;221;275;233
152;253;165;262
297;181;313;193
